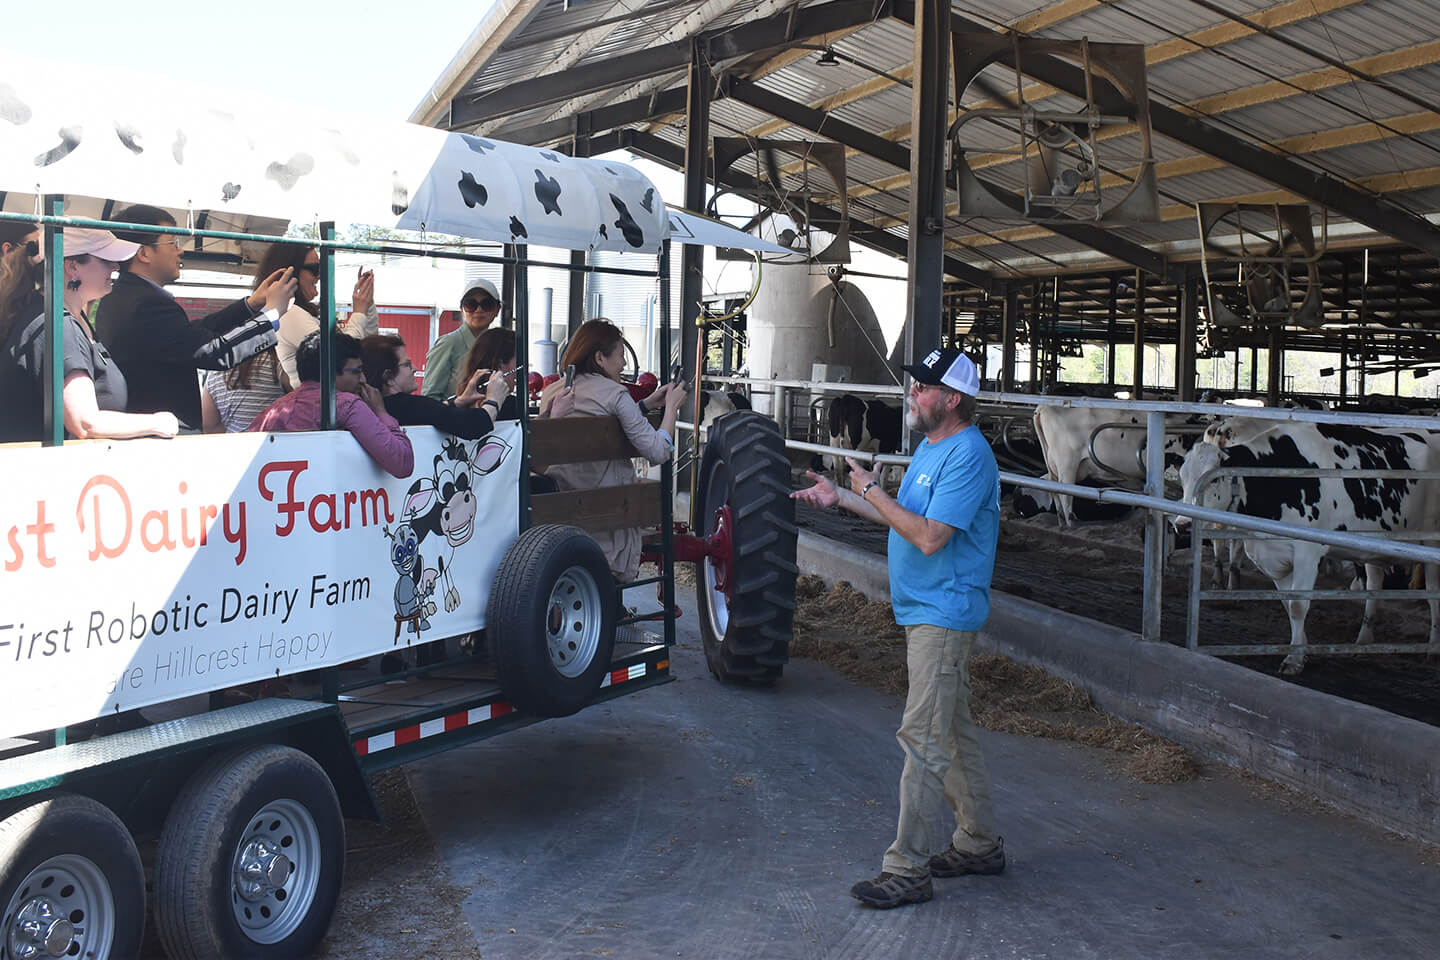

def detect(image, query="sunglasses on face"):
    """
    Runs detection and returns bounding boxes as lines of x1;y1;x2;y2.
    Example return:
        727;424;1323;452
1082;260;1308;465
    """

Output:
301;263;322;276
462;297;499;312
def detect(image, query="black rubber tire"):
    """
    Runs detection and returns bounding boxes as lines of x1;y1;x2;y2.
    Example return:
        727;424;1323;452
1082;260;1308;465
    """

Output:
488;523;618;717
0;794;144;960
154;745;345;960
694;410;799;683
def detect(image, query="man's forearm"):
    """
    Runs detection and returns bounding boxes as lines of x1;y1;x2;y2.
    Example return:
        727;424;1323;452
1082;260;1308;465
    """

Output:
836;486;886;525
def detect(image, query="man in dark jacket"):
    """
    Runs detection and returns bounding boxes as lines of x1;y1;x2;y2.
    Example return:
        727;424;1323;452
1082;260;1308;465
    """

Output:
96;204;296;429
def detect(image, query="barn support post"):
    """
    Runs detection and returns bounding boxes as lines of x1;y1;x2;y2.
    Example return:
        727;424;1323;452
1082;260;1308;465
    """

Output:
1267;327;1284;404
1132;270;1146;398
569;133;590;338
904;0;949;456
1106;274;1118;387
1177;266;1198;402
1142;410;1166;642
1001;282;1018;393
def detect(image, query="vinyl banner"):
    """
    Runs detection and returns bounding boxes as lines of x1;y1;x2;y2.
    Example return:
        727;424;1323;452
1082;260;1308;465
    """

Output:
0;424;521;739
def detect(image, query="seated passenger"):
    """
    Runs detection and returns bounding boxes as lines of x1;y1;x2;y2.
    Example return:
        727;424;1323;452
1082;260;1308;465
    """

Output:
545;319;687;581
250;331;413;478
453;327;576;420
0;228;179;442
256;242;379;386
201;345;290;433
359;334;511;439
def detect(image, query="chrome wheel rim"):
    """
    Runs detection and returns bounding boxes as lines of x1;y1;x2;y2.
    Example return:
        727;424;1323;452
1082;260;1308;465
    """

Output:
231;799;321;945
546;565;603;678
701;460;731;642
4;854;115;960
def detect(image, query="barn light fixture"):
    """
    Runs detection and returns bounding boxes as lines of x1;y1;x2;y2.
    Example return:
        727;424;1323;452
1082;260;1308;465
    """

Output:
815;48;840;67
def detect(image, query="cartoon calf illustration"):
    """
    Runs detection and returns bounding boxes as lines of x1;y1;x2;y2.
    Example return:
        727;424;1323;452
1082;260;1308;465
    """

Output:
383;520;438;641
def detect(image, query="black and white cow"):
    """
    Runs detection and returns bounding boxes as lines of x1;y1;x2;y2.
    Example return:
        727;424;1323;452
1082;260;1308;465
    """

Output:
827;394;902;490
1032;406;1200;527
1176;418;1440;674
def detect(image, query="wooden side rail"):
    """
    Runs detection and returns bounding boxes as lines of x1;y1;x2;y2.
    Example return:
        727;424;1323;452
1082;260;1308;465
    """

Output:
529;415;641;473
528;415;667;534
531;481;663;533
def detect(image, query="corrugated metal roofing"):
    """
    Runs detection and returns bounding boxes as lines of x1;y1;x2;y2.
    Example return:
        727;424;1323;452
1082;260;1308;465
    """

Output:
416;0;1440;280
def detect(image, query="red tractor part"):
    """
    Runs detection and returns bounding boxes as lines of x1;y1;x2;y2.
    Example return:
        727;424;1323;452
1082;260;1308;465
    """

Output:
527;371;545;399
641;508;734;596
624;372;659;404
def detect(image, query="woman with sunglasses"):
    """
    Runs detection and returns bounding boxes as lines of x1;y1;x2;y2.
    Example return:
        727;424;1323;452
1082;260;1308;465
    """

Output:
420;279;501;401
0;228;179;442
254;243;378;386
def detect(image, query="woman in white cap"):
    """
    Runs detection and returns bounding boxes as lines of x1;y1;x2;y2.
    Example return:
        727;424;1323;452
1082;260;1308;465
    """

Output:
420;278;501;401
0;228;179;442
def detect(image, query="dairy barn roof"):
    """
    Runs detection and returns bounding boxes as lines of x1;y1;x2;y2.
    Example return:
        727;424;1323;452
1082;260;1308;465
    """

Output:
411;0;1440;326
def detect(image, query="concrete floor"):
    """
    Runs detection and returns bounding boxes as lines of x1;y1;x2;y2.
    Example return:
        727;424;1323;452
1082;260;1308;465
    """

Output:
407;609;1440;960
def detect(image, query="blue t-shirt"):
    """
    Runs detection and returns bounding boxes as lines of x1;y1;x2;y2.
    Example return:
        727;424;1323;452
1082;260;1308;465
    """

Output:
888;425;1000;631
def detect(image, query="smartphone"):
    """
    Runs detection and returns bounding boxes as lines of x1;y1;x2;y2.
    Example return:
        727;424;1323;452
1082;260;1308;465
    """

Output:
564;364;576;389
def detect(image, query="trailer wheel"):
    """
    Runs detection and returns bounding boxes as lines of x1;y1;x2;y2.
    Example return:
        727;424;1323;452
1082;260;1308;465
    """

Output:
695;411;799;684
489;523;617;717
0;795;143;960
154;745;344;960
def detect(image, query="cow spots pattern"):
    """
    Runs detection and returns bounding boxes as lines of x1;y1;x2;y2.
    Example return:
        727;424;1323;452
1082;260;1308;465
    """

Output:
457;170;488;208
114;122;144;155
391;171;409;215
508;215;528;240
609;194;644;248
461;135;495;155
266;153;315;191
172;129;187;164
221;182;242;202
34;126;81;167
533;169;562;215
0;83;32;125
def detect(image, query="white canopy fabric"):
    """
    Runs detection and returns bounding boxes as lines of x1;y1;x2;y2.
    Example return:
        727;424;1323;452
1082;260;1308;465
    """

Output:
0;55;787;256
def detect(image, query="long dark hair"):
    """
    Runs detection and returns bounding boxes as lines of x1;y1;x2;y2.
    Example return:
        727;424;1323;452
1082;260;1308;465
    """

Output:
0;244;42;344
562;318;623;378
253;242;317;317
225;348;283;392
456;327;516;395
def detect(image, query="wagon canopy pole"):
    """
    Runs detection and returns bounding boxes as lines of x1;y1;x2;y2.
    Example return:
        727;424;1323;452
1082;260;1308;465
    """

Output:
41;195;64;447
659;241;676;648
683;40;710;505
319;221;337;431
1132;269;1146;400
904;0;951;454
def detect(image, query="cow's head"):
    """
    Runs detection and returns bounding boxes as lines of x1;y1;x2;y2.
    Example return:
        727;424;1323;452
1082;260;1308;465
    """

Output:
1173;441;1235;536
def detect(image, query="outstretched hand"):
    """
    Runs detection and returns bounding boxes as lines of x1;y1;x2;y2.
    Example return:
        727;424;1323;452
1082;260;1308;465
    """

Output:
791;469;839;509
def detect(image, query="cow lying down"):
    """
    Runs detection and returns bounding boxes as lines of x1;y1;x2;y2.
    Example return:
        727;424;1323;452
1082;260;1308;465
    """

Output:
1176;418;1440;674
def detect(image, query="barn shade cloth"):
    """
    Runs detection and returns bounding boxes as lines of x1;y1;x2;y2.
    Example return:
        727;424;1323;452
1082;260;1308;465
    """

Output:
0;55;787;256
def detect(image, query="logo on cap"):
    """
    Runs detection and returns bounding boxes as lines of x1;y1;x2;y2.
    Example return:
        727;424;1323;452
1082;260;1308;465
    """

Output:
924;350;942;368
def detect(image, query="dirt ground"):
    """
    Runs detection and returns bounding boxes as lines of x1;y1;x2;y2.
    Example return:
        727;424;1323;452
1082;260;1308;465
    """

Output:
788;575;1198;785
796;496;1440;727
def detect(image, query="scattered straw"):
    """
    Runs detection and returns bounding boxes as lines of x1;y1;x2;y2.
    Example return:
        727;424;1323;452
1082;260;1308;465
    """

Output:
790;578;1197;784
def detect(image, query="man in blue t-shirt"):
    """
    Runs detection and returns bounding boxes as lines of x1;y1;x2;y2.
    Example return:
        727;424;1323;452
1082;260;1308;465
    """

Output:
793;347;1004;909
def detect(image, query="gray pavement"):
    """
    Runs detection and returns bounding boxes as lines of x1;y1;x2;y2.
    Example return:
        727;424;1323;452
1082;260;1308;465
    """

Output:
407;609;1440;960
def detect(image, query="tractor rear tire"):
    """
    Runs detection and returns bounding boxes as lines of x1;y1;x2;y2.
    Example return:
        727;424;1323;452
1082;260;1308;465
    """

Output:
694;411;799;684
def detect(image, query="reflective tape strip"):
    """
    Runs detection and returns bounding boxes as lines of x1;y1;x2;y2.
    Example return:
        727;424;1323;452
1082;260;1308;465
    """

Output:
354;699;513;756
355;660;653;755
599;662;647;688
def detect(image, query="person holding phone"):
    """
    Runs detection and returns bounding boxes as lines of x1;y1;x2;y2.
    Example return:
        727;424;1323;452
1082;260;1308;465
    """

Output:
545;319;687;582
421;279;501;401
358;333;511;439
258;244;379;386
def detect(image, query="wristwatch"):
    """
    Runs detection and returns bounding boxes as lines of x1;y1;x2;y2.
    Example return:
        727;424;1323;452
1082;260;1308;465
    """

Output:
861;480;879;501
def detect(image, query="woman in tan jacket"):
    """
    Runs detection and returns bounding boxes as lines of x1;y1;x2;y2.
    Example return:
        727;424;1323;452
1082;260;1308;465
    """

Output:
545;319;687;581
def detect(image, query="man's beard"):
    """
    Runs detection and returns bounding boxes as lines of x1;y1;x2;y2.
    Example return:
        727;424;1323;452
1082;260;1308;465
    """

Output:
905;402;937;433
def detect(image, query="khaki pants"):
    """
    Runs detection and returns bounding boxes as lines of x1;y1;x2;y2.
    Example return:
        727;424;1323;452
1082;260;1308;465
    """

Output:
882;624;999;877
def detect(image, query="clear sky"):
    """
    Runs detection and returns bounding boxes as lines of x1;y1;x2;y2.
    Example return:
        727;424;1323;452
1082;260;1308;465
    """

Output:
1;0;496;123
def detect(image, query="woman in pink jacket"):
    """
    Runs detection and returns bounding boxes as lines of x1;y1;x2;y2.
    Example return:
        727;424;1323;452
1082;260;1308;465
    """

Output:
250;331;413;478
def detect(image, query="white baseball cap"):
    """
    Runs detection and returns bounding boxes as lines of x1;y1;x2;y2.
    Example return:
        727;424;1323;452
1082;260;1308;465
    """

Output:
459;278;500;307
903;347;979;396
63;228;140;263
